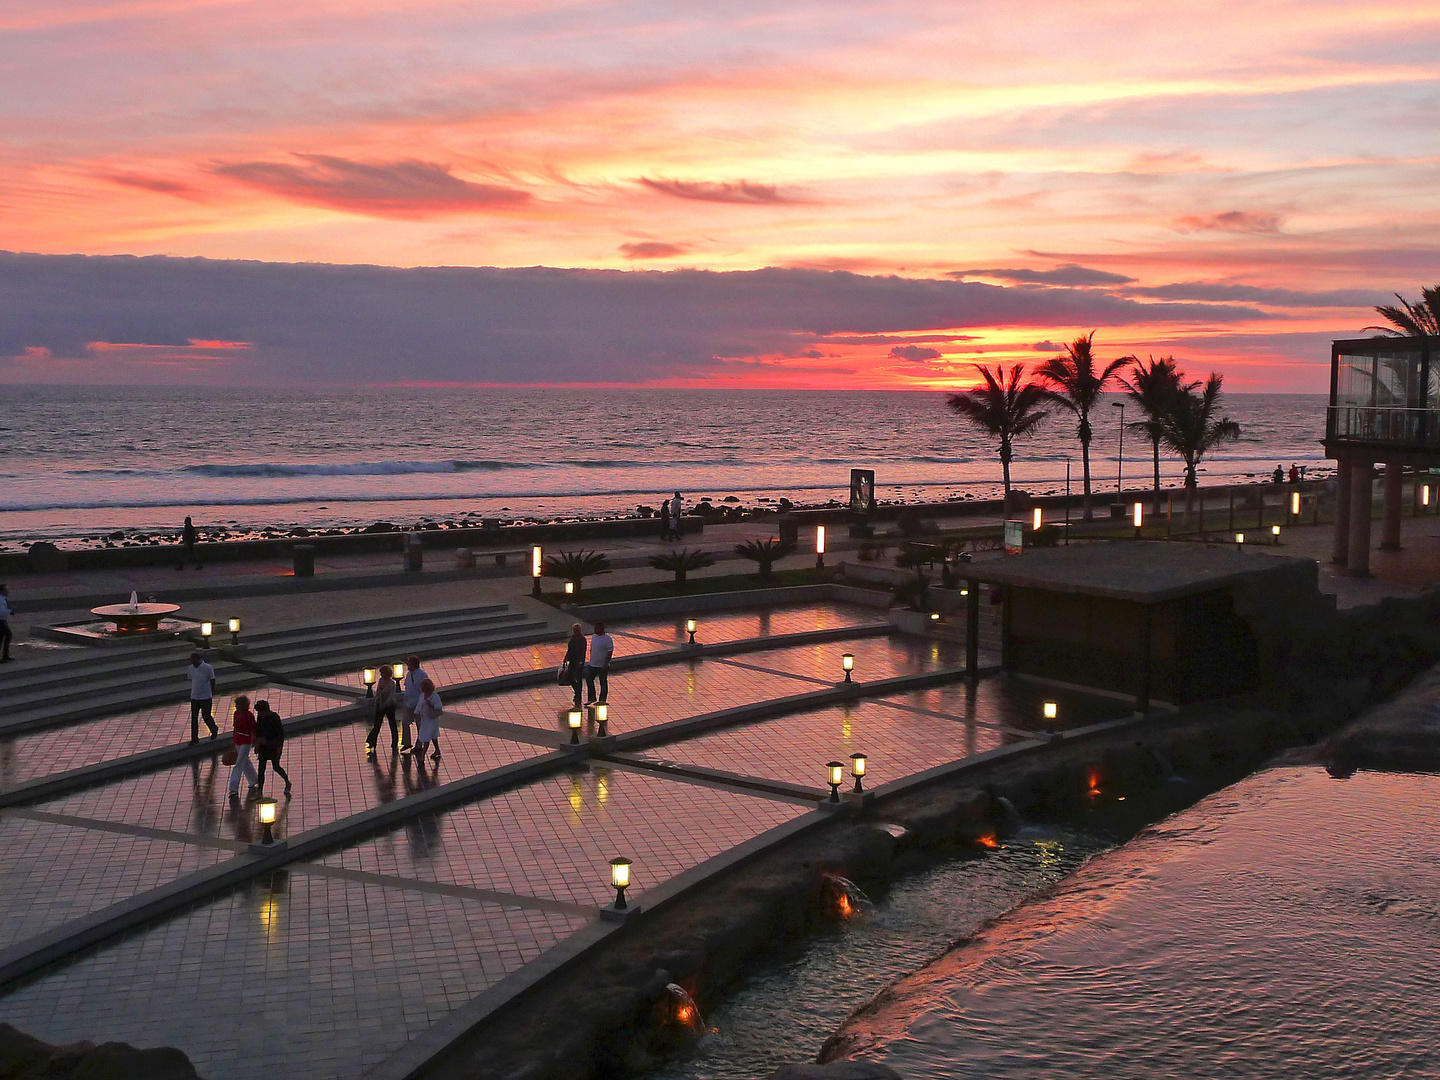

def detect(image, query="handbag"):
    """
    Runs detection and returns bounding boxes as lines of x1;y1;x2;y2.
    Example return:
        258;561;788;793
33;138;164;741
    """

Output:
221;746;238;766
556;661;571;685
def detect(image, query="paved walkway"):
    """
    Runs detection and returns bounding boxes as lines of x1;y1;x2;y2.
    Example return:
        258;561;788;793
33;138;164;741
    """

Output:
0;599;1117;1080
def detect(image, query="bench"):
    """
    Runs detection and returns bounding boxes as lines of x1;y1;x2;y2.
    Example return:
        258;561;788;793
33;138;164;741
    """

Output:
456;547;530;568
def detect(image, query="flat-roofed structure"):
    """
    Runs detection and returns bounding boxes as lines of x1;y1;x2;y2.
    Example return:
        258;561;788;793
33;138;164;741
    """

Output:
967;543;1321;712
1327;335;1440;575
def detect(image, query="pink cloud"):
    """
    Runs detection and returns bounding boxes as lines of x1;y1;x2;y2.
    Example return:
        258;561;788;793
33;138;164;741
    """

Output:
639;178;805;205
619;241;690;259
1174;210;1283;234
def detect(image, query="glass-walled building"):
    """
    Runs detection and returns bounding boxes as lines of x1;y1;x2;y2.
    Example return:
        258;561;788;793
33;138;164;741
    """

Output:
1326;335;1440;575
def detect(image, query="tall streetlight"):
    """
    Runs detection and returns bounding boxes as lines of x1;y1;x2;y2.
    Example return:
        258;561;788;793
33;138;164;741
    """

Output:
1111;401;1126;498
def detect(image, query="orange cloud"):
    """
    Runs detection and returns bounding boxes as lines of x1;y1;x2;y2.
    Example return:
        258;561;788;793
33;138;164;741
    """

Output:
639;178;806;205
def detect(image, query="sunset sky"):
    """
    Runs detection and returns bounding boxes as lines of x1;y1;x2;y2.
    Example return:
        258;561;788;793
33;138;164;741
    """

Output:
2;0;1437;388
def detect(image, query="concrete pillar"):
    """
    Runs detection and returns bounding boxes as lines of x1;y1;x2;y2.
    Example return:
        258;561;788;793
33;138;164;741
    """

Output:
1381;462;1404;550
1331;463;1352;565
1347;460;1374;577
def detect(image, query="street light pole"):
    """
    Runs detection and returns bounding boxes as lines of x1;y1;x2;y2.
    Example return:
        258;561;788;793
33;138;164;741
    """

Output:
1111;401;1126;498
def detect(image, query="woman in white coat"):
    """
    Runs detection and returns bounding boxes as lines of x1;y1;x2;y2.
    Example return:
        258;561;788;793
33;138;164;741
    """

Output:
414;678;443;762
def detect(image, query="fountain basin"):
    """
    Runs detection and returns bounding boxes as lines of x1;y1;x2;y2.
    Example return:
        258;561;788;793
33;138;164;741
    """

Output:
89;603;180;634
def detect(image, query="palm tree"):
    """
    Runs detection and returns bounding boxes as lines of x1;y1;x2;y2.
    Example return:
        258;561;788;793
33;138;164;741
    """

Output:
647;548;715;590
946;364;1051;516
1119;356;1198;516
734;537;796;581
1156;374;1241;528
1367;286;1440;337
1037;332;1132;521
542;550;612;594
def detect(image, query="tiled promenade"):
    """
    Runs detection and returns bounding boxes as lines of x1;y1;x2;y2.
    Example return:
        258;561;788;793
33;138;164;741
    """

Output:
0;602;1121;1080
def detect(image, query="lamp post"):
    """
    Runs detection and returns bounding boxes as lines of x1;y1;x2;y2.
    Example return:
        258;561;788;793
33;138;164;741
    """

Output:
1032;507;1042;532
531;545;543;597
1064;458;1071;545
609;857;632;909
686;618;697;645
826;761;844;803
567;708;582;745
257;798;278;846
1112;401;1125;499
841;654;854;683
228;617;241;646
849;752;867;794
1291;490;1301;522
1133;502;1143;539
363;668;377;699
815;524;826;569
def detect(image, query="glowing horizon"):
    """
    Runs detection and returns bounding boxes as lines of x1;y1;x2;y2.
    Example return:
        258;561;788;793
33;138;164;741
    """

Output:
2;0;1437;388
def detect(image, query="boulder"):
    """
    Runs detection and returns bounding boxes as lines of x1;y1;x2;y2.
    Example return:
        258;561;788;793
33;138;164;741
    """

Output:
27;541;67;572
0;1024;202;1079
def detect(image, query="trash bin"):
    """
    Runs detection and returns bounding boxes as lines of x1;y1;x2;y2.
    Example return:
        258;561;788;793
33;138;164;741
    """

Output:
454;547;475;569
404;533;423;572
777;514;799;545
292;544;315;577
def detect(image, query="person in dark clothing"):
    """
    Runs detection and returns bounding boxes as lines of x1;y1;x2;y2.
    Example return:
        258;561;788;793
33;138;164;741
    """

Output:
0;583;13;663
563;622;587;707
254;699;292;794
177;516;203;570
366;665;400;756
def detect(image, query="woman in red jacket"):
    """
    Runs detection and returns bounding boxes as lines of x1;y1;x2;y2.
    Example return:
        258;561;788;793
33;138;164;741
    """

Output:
227;694;260;797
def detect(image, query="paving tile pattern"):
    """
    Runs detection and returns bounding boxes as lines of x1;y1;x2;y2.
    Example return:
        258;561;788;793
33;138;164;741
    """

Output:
637;697;1005;790
613;603;880;648
461;658;820;736
0;814;230;952
0;872;588;1080
0;686;351;792
40;725;543;841
321;767;804;908
887;678;1131;734
320;641;560;691
714;634;965;685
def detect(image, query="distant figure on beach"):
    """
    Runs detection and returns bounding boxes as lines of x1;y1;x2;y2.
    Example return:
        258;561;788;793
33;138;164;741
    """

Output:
400;655;427;754
563;622;587;708
1272;465;1285;484
254;699;292;794
585;621;615;704
227;694;260;797
668;491;684;540
413;679;443;762
0;583;13;663
1289;463;1300;483
177;516;202;570
367;665;400;756
187;651;219;743
660;498;672;539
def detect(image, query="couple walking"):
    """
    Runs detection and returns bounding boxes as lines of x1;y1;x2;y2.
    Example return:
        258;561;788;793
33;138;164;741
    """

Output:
367;655;443;761
660;491;685;541
563;622;614;707
225;694;290;797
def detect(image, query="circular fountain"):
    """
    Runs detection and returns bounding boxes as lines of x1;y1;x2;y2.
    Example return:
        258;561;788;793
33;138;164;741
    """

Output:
89;601;181;634
37;591;200;646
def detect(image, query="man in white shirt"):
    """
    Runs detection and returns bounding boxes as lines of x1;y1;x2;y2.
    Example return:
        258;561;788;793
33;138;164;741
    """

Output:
669;491;684;540
0;584;12;662
400;654;428;754
585;622;615;704
187;651;218;743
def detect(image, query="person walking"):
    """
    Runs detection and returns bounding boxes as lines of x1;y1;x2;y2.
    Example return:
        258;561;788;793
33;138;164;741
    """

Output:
585;621;615;705
366;665;400;756
187;651;219;743
254;699;292;795
668;492;684;540
177;516;203;570
0;583;13;663
413;679;443;762
659;498;671;540
563;623;587;708
227;694;260;797
400;655;427;754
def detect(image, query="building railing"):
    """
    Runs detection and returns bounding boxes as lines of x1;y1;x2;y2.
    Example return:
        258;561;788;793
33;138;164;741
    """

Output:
1328;405;1440;448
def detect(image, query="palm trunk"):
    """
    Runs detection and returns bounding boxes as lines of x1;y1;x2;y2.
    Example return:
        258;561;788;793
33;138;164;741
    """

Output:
1080;435;1093;521
1001;452;1012;517
1152;438;1162;516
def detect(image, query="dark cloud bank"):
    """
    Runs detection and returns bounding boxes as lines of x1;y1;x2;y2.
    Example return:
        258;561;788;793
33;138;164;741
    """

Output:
0;251;1277;384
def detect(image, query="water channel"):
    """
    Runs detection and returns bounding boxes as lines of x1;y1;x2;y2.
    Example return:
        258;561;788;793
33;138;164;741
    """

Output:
645;766;1440;1079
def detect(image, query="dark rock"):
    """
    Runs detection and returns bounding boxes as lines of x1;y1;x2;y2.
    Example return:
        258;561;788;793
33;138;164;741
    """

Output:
767;1062;902;1080
0;1024;201;1079
27;541;68;572
106;531;124;541
362;522;397;533
723;495;740;502
289;527;311;537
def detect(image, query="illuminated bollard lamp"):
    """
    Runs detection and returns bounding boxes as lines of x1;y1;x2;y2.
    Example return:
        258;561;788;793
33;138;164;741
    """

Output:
842;653;855;683
567;708;583;745
686;618;698;645
249;797;286;854
363;668;377;698
591;703;610;738
531;545;543;597
600;856;641;920
200;621;213;648
826;760;844;803
391;662;405;681
815;524;826;569
1272;524;1282;544
228;617;241;646
1235;531;1245;552
849;752;867;793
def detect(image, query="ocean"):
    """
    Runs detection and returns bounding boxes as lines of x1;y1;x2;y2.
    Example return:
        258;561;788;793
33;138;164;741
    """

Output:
0;386;1330;549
